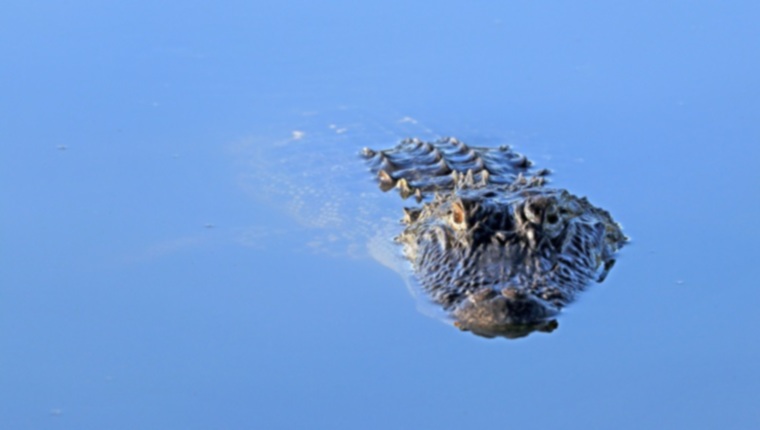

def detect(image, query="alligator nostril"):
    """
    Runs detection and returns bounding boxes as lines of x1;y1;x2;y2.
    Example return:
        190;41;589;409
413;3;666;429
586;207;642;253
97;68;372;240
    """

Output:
546;214;559;224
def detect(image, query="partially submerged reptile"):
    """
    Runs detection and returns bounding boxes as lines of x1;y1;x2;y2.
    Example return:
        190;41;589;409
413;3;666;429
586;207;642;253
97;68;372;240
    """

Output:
362;137;627;338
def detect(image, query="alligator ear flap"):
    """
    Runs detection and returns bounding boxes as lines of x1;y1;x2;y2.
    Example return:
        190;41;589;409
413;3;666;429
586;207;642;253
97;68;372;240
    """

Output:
451;200;468;229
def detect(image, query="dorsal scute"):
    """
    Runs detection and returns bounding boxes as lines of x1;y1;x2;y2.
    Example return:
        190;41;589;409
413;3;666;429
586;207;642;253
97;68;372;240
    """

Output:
364;137;542;199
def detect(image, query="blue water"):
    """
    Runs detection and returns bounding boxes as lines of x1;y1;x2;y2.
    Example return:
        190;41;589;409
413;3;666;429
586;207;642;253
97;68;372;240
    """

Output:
2;1;759;429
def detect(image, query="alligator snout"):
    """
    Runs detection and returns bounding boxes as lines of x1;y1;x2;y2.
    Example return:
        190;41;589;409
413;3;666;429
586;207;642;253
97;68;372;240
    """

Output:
452;286;560;338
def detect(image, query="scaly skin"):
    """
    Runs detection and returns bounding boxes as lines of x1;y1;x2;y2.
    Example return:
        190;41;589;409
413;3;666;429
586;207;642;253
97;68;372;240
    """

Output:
362;137;627;339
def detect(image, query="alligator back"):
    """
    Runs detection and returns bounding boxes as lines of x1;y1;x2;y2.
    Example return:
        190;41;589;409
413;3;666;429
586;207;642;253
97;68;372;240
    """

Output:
363;137;547;199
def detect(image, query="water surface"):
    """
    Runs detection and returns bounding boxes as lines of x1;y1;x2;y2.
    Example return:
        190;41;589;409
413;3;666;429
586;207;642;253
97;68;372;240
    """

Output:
2;1;759;429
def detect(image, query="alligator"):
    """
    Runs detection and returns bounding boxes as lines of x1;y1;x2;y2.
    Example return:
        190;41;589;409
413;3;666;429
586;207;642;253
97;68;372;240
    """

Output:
362;137;627;338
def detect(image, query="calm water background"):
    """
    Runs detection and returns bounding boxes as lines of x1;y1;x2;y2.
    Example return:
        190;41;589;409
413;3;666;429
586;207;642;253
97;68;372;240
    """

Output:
3;2;759;429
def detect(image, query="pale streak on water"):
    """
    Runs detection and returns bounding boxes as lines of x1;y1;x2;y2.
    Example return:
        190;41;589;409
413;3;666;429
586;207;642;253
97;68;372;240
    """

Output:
232;107;454;317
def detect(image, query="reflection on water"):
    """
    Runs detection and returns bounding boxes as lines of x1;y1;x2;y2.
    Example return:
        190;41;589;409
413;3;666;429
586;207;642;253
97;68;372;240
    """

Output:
459;318;559;340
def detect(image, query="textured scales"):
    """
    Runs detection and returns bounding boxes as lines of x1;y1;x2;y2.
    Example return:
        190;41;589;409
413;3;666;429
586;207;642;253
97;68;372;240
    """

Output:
362;137;627;339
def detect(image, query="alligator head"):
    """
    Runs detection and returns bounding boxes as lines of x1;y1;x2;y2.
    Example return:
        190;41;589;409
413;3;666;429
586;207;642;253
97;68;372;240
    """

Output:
363;137;627;339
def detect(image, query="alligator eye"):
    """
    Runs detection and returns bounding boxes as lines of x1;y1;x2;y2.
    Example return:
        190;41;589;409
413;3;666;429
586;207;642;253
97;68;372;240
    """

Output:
452;201;466;226
546;214;559;224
